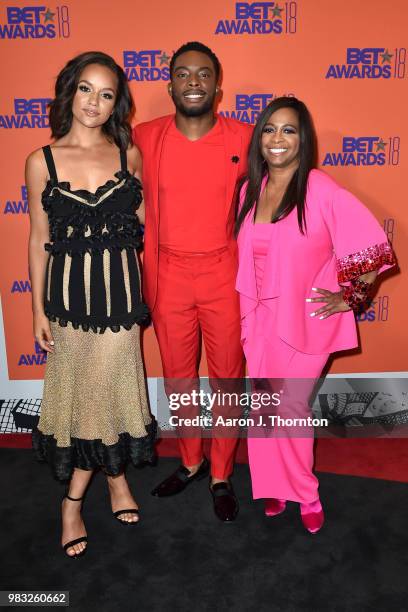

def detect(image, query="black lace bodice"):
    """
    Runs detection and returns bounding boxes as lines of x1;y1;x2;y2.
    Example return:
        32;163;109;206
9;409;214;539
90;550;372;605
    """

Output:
41;145;149;333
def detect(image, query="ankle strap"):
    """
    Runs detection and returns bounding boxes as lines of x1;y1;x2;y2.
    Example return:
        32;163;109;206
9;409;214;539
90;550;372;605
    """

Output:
65;493;84;502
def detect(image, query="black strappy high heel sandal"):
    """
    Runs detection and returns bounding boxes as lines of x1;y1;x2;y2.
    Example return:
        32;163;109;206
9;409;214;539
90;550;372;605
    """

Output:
62;494;88;558
113;508;140;526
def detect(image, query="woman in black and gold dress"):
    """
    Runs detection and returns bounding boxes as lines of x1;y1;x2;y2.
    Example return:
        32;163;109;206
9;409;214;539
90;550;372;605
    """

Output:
26;52;155;558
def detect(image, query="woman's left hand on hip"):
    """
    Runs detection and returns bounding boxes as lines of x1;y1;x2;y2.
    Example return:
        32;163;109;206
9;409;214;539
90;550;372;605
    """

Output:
306;287;351;319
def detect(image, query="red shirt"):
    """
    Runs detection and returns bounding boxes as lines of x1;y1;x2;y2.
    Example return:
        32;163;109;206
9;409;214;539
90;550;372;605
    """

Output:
159;119;227;252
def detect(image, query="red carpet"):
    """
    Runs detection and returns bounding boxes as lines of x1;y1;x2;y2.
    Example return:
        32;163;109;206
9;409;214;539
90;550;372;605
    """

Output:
3;434;408;483
0;434;33;448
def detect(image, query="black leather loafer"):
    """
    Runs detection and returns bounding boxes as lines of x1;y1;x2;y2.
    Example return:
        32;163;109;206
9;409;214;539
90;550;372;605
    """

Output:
210;481;239;522
151;457;210;497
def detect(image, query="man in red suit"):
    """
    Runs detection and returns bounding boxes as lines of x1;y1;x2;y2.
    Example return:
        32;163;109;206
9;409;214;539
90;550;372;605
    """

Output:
133;42;252;521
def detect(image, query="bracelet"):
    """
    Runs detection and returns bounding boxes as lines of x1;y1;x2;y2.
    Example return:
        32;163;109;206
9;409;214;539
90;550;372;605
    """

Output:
352;279;373;294
342;278;375;310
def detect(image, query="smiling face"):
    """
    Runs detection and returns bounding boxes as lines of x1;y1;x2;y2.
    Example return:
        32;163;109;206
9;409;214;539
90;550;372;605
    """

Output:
260;106;300;171
169;50;218;117
71;63;118;129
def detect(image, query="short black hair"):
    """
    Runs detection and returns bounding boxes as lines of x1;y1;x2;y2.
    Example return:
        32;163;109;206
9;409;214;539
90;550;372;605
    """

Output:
170;41;221;80
49;51;134;149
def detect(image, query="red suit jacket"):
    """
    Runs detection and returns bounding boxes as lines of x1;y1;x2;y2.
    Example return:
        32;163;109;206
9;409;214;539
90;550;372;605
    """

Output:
133;114;253;311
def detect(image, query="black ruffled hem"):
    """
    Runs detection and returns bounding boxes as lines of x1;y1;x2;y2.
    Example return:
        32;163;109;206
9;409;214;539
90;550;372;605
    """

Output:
45;304;151;332
32;420;157;482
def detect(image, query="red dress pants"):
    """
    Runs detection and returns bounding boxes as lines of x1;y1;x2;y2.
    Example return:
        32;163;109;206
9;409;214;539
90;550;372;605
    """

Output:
152;246;244;479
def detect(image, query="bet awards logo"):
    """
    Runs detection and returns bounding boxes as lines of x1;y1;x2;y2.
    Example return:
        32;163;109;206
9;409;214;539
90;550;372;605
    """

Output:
220;92;295;124
18;341;47;366
123;50;171;81
215;2;297;35
3;186;28;214
322;137;400;167
0;98;51;129
356;296;390;323
383;218;395;245
326;48;406;79
0;5;70;39
11;280;31;293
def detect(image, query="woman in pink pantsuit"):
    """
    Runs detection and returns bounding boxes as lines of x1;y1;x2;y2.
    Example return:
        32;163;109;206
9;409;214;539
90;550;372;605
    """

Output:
235;97;395;533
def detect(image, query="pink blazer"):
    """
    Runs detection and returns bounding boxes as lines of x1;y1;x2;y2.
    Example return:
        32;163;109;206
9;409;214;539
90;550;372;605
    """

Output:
236;169;395;354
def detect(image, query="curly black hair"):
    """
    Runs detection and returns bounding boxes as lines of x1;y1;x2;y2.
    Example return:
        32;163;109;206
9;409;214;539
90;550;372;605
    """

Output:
169;41;221;80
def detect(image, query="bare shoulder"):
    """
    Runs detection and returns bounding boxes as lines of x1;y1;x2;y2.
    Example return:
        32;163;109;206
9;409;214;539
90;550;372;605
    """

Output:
126;144;142;174
25;146;48;180
26;146;46;168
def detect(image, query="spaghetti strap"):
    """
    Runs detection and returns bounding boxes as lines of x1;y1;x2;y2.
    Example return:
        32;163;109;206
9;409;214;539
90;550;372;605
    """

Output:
120;148;127;173
42;145;58;182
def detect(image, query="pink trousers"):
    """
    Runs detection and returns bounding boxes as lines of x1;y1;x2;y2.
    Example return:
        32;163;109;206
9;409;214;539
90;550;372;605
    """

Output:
243;301;328;503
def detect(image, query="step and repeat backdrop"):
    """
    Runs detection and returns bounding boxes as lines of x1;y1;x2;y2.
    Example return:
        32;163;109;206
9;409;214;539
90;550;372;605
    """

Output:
0;0;406;433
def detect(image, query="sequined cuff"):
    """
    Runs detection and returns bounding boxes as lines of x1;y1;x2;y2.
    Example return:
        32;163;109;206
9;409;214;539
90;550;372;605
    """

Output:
337;242;394;283
342;278;374;310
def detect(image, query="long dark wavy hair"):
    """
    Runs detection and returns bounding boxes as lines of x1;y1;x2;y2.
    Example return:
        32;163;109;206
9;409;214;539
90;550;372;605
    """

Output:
48;51;134;149
235;97;317;235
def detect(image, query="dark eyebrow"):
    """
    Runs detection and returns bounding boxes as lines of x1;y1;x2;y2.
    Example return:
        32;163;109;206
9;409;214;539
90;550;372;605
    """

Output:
173;65;213;72
78;79;115;92
264;122;298;128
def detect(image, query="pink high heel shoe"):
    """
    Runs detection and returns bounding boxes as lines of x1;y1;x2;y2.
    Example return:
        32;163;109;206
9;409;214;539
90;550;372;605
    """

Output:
264;498;286;517
300;499;324;534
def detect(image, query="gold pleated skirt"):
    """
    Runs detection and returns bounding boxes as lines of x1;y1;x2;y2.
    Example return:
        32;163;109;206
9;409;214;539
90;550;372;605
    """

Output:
33;322;156;481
